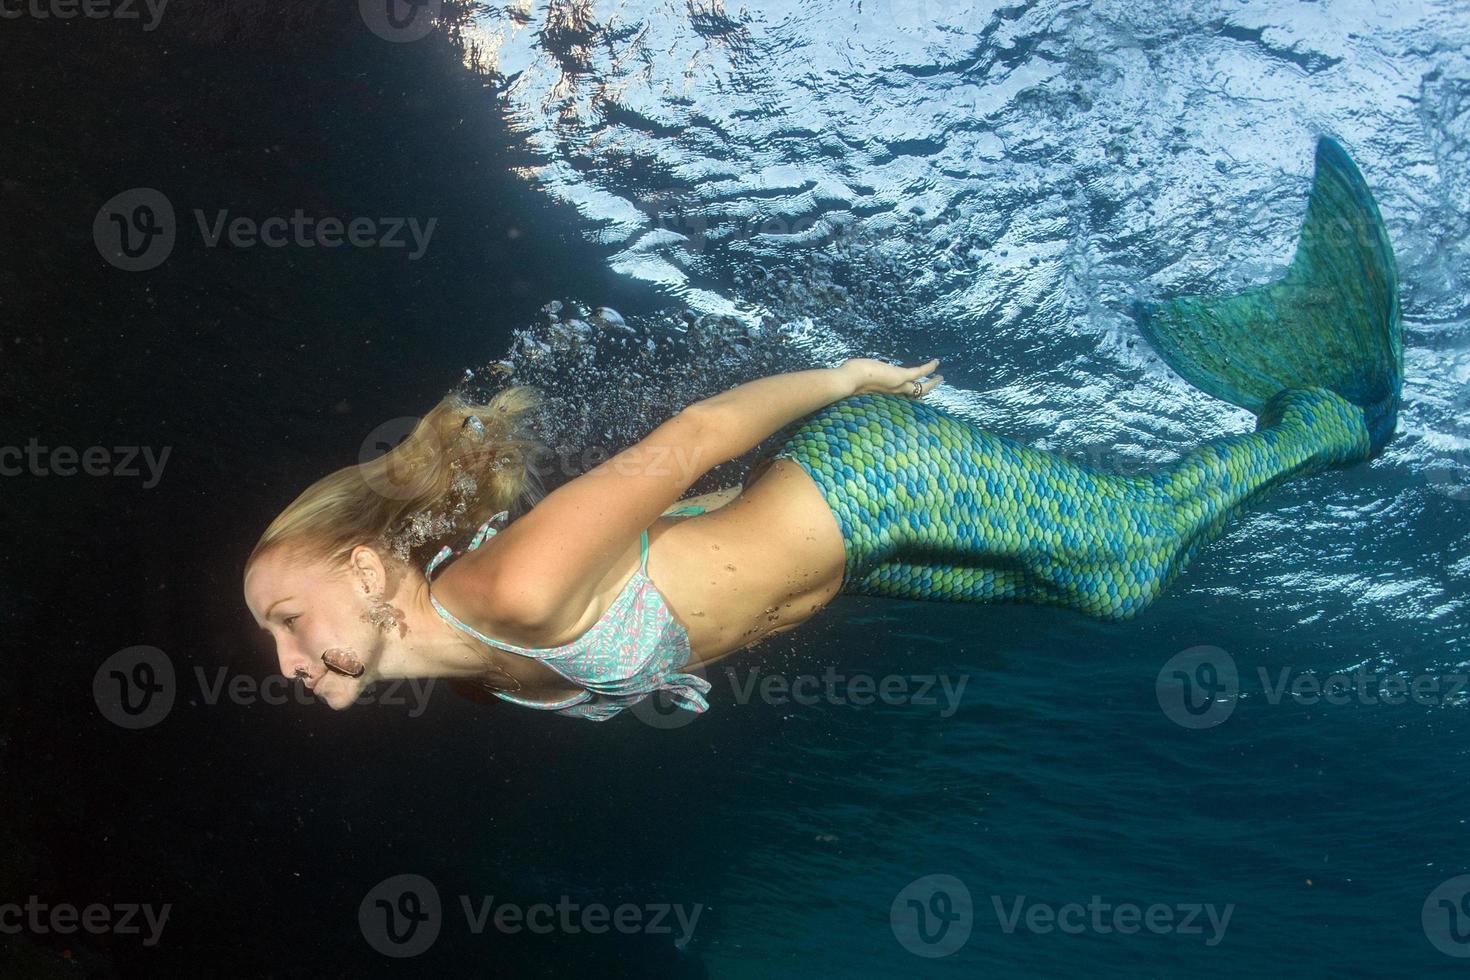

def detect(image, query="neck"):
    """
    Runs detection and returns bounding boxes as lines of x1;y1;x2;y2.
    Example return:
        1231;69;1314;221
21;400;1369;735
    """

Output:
371;578;499;683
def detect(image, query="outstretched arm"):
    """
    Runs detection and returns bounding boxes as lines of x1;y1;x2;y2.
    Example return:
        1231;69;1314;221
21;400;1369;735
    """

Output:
442;365;856;630
683;357;940;465
444;359;941;633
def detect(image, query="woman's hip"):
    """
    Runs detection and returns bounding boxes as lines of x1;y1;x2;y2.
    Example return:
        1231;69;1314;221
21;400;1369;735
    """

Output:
749;393;1096;589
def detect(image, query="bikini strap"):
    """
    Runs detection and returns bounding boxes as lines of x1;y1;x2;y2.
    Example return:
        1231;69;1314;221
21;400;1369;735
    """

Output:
425;511;509;581
639;529;649;573
422;510;543;658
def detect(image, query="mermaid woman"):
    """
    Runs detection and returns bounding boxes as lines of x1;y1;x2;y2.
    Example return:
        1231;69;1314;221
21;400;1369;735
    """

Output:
243;137;1400;721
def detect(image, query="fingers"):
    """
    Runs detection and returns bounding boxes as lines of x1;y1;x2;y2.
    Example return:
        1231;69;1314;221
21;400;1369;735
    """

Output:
898;373;944;397
858;358;942;397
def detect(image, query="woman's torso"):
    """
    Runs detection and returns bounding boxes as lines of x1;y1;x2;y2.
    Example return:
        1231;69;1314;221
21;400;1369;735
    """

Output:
450;458;846;703
651;457;846;668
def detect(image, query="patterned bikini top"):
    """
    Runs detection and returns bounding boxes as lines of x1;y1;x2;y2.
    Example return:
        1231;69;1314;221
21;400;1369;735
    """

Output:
423;512;710;722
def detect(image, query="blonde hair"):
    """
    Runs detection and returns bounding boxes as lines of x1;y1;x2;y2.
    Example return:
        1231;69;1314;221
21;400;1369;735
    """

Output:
247;385;546;573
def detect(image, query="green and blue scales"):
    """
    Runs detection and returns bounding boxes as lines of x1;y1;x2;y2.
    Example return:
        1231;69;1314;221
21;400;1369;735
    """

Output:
727;137;1401;621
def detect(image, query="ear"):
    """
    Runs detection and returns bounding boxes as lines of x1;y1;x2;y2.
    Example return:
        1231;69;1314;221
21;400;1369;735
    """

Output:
348;545;391;596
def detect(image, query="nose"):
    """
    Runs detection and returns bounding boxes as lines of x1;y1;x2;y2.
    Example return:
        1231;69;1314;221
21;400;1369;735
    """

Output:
276;642;315;681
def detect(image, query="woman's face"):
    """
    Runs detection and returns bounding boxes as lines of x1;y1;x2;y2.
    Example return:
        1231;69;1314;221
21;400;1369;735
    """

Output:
244;548;384;710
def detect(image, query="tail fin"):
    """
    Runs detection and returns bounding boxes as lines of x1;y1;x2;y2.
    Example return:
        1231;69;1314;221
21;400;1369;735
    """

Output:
1133;136;1402;454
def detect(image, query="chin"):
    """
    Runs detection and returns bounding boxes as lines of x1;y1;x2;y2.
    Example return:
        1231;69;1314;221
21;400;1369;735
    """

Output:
317;683;361;711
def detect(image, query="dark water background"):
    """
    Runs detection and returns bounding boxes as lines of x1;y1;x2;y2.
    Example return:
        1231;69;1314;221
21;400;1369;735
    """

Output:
4;2;1468;977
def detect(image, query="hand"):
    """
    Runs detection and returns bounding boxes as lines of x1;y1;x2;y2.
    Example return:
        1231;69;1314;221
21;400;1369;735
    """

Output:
839;357;944;398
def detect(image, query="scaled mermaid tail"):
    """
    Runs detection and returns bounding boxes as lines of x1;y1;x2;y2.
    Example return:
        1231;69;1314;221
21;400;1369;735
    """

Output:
752;137;1400;621
1133;136;1402;454
762;389;1367;620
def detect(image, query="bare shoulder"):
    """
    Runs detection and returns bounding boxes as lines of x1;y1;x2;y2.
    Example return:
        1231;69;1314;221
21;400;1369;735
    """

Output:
428;556;607;699
430;527;641;648
474;409;716;624
429;546;555;646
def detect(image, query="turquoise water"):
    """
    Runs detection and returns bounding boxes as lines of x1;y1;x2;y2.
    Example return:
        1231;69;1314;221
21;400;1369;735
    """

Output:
7;1;1468;975
457;1;1470;974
